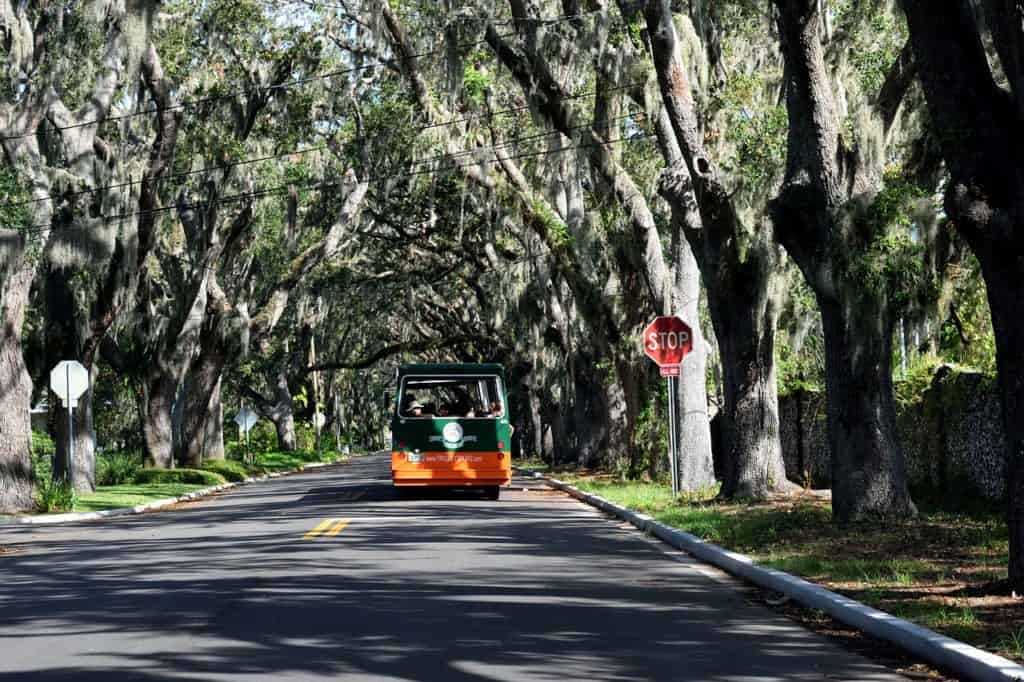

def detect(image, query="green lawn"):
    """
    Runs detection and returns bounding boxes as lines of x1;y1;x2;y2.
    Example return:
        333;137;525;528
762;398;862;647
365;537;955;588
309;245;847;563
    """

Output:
251;449;349;472
18;450;357;517
562;475;1018;663
513;457;550;473
71;483;210;513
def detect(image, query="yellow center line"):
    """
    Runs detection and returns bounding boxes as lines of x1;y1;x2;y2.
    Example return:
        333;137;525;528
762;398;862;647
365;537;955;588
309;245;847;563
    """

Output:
325;519;350;537
303;519;334;539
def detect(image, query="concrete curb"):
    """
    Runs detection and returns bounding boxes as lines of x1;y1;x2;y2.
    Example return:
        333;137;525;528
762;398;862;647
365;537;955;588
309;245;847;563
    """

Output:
0;457;351;527
516;467;1024;682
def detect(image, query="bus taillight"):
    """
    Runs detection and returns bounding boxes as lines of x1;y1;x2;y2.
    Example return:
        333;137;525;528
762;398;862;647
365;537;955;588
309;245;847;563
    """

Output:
497;441;505;450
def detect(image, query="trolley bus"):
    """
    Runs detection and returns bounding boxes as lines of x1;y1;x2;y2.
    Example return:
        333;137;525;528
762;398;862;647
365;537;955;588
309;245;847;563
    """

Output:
390;363;512;499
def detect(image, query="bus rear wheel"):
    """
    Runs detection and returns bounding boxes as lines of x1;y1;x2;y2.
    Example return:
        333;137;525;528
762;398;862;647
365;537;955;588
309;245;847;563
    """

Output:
484;486;500;501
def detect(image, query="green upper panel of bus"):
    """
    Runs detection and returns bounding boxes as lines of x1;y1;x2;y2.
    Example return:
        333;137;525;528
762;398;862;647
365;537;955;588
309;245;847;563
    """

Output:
397;363;504;377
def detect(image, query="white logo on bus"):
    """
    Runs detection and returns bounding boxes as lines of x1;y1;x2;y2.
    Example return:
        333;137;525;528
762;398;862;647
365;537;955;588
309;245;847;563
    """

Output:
443;422;464;447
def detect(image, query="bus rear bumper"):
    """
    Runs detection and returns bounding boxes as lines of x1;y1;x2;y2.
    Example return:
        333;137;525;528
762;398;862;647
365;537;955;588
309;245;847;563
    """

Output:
391;471;511;487
391;451;510;487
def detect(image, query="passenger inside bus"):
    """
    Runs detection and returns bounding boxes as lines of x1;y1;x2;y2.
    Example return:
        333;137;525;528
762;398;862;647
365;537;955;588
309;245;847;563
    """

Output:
398;378;505;418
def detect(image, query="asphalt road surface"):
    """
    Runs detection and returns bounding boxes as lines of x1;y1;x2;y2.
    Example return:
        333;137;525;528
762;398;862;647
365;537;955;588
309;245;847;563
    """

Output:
0;453;911;681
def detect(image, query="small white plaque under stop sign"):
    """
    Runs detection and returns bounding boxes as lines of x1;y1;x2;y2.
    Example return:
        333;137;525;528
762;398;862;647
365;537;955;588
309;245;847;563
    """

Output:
234;407;258;432
50;361;90;408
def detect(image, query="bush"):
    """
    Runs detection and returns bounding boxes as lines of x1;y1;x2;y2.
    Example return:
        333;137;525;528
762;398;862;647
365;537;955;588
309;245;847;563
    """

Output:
96;452;141;486
201;459;256;482
36;478;77;513
132;468;226;486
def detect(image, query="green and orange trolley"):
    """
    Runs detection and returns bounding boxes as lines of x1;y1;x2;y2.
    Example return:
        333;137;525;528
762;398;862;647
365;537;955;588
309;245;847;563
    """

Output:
389;363;512;499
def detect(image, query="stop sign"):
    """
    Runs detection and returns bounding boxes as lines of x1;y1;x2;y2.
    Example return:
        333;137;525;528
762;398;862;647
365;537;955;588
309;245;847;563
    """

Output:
643;317;693;376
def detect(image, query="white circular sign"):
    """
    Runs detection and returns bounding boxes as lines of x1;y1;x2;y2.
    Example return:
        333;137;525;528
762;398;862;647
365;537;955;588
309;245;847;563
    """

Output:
442;422;464;445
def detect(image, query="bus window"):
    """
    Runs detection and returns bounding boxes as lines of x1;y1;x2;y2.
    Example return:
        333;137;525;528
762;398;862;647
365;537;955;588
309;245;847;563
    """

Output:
397;376;505;419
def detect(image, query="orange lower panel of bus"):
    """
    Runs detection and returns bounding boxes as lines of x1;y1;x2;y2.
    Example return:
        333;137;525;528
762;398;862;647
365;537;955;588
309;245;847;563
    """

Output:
391;451;511;487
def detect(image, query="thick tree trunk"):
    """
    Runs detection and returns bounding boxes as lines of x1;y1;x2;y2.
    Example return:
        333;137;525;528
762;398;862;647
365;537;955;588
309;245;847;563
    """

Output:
981;256;1024;583
141;370;175;468
270;368;297;452
181;338;227;468
644;0;782;496
708;255;792;500
0;267;35;512
51;379;96;493
716;310;788;499
615;357;647;477
571;355;612;468
46;269;96;493
673;237;716;492
901;0;1024;586
820;299;916;521
204;377;225;461
273;410;298;452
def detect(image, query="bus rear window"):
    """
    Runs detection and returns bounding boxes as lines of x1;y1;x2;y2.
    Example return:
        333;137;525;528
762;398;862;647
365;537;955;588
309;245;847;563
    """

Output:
398;376;504;419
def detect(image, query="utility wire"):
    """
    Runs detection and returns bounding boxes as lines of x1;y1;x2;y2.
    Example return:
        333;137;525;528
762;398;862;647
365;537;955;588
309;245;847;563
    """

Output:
2;85;644;209
0;11;627;142
17;133;648;235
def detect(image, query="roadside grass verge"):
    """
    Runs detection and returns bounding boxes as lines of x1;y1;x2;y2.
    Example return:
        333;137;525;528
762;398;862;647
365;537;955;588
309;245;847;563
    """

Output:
514;457;550;473
562;475;1019;663
10;449;357;518
248;448;349;472
73;483;212;512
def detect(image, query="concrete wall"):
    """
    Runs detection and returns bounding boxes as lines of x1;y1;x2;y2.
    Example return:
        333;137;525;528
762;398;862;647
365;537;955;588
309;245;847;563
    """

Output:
779;367;1007;500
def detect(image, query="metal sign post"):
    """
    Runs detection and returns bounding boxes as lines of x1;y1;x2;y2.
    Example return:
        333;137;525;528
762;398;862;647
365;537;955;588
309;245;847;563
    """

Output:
65;367;73;482
49;360;90;483
642;317;694;497
234;406;259;467
667;375;679;496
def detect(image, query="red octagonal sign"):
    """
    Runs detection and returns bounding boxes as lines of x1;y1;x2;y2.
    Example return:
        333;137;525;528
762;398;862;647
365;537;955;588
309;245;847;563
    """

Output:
643;317;693;377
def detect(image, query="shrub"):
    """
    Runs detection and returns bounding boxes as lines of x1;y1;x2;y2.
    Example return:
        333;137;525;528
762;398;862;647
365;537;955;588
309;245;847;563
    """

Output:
96;452;141;486
36;478;77;513
201;459;256;482
132;468;226;486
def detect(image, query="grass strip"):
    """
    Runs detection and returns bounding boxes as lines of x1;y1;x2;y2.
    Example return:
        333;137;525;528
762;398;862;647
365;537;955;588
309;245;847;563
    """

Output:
73;483;211;512
562;475;1018;663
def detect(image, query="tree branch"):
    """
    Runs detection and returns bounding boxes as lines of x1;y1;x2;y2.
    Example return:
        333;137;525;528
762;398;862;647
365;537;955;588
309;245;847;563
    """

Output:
308;334;489;372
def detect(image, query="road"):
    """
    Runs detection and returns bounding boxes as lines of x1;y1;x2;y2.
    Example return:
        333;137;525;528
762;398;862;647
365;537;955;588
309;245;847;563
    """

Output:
0;453;909;681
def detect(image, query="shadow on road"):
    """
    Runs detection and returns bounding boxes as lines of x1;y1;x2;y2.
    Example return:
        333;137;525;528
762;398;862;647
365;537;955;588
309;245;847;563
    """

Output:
0;454;902;681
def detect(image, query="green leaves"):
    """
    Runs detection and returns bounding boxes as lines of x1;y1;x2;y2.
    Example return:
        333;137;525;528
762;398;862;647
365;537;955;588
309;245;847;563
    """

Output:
715;73;788;193
846;167;935;310
462;64;491;105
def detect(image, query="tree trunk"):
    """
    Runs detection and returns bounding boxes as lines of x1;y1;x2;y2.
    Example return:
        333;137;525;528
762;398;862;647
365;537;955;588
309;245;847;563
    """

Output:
0;267;35;512
981;255;1024;583
46;268;96;493
571;354;612;468
710;257;791;499
644;0;782;496
181;337;226;468
673;237;716;492
900;0;1024;586
204;377;225;461
51;377;96;493
768;0;918;519
820;298;916;521
271;367;297;452
273;409;298;452
141;370;175;468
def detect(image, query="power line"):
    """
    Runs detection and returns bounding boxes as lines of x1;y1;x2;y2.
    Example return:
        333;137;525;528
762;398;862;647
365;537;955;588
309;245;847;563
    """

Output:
1;84;644;209
0;11;626;143
17;133;648;235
